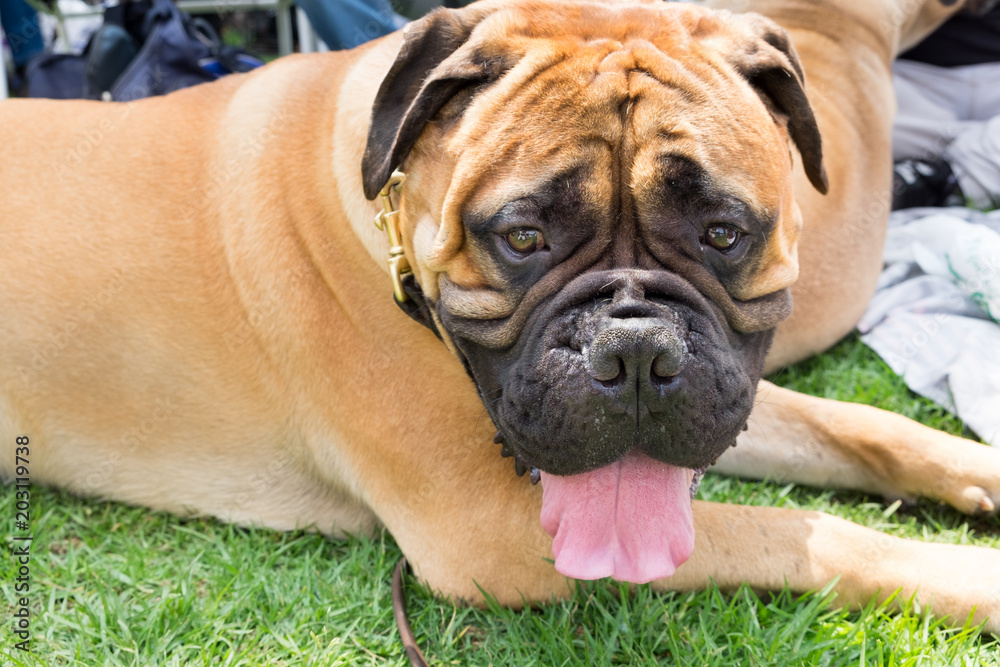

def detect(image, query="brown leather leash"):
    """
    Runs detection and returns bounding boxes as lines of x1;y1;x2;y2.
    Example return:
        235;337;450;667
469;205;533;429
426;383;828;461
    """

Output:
392;558;429;667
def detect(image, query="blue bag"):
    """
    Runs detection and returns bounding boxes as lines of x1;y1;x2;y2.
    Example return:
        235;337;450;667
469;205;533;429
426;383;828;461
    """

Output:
26;0;262;101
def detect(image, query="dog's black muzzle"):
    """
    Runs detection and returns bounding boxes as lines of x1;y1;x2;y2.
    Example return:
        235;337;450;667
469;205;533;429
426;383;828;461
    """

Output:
453;269;773;476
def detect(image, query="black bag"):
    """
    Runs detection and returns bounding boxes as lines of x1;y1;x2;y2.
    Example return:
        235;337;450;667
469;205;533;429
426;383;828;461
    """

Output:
26;0;262;101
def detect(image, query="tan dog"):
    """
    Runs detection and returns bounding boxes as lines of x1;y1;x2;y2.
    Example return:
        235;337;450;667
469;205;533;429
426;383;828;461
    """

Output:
3;0;1000;633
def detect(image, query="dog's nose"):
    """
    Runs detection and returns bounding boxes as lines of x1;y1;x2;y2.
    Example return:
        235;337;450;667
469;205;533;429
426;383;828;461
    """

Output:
586;318;686;387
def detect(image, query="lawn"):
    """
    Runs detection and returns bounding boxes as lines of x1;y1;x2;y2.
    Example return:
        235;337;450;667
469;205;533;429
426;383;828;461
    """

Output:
3;334;999;666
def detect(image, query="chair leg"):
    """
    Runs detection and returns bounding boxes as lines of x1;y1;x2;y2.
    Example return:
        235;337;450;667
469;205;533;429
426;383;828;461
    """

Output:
1;9;10;100
276;0;293;56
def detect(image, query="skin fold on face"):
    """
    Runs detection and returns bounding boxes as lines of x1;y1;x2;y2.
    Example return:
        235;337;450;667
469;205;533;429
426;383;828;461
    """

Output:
368;1;824;477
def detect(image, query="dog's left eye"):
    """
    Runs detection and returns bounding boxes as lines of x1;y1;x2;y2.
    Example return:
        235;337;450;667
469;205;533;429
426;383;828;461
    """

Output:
703;225;741;252
506;228;545;255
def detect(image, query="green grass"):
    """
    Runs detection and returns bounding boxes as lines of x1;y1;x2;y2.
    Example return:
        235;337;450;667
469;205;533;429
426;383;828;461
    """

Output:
3;334;1000;665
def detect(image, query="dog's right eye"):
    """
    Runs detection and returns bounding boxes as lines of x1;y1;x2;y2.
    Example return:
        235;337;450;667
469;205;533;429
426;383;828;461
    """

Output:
702;224;742;252
506;228;545;255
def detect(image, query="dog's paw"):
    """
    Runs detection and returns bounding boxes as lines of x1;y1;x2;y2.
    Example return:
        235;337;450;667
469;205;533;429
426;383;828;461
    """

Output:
832;524;1000;635
957;485;996;515
882;539;1000;635
894;431;1000;517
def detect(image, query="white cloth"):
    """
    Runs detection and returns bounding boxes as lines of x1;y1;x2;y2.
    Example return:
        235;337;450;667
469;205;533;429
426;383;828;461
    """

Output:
858;207;1000;445
893;59;1000;209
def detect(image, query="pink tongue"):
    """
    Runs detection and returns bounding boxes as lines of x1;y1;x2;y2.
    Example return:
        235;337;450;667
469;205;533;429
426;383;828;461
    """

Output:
539;450;695;584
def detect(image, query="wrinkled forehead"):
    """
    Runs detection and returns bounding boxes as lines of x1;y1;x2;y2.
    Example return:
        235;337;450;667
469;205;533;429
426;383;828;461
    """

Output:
441;1;790;218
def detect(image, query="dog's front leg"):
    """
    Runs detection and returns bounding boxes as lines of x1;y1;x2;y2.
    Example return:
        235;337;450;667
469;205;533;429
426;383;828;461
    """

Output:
396;490;1000;633
660;502;1000;633
712;381;1000;515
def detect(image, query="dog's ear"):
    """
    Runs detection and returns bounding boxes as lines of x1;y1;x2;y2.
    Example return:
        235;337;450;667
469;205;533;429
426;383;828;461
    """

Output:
728;14;829;195
362;9;495;199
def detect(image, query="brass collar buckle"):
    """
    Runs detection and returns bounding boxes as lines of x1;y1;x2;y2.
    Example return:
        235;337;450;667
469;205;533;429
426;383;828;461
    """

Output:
373;170;410;303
